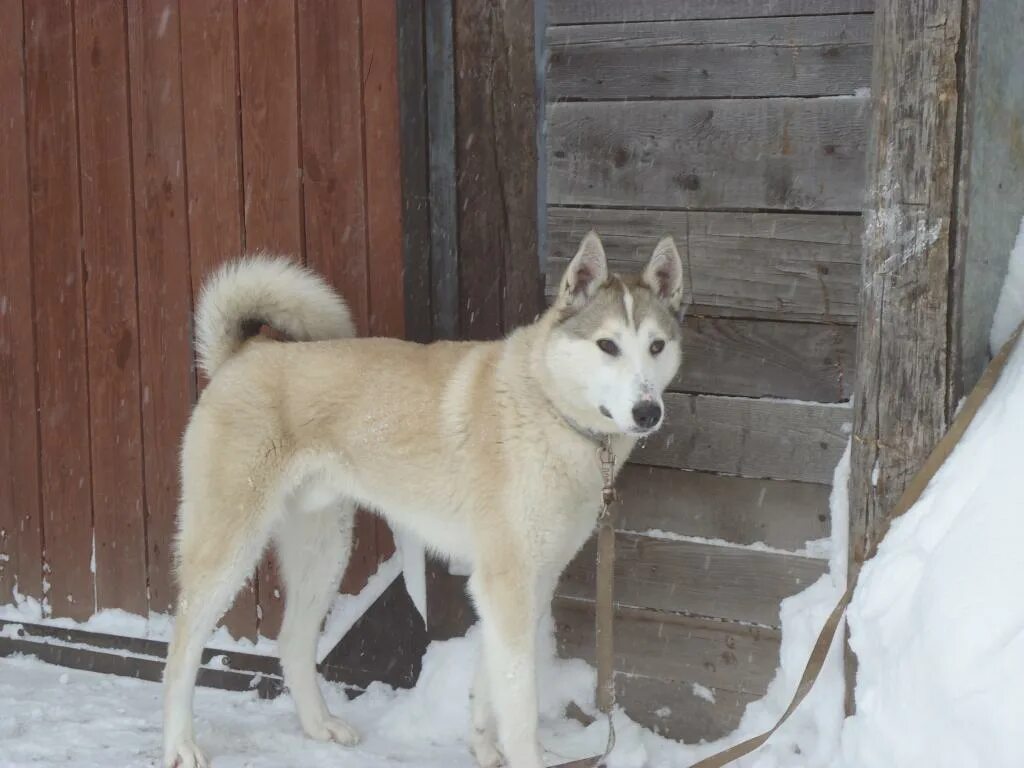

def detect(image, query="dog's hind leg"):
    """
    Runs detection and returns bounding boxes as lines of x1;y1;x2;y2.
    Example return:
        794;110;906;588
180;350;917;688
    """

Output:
163;502;272;768
275;501;360;746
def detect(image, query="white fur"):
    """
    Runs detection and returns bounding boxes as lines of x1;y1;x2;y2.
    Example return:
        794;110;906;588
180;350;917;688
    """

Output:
194;253;355;377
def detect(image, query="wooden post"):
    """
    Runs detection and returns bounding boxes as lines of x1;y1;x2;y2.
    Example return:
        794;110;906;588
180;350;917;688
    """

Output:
846;0;971;711
455;0;541;340
421;0;541;639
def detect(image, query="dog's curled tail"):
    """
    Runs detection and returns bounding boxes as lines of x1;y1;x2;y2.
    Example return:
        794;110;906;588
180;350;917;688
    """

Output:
194;253;355;378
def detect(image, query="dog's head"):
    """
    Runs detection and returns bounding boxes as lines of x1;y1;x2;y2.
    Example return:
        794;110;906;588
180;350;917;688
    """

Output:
541;231;685;437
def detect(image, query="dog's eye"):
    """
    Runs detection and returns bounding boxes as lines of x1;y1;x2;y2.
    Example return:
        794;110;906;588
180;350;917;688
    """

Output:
650;339;665;356
596;338;620;356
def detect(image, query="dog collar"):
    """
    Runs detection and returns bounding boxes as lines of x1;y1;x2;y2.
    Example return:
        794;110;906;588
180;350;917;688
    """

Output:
557;410;611;448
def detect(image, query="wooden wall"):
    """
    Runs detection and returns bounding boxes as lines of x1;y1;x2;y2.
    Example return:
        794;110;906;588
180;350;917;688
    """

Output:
0;0;403;641
545;0;870;740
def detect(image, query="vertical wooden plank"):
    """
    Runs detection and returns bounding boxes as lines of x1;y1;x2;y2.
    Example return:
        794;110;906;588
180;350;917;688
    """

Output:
847;0;966;712
298;0;379;595
127;0;195;620
75;0;148;615
237;0;304;636
24;0;94;621
180;0;257;639
180;1;245;291
454;0;540;339
361;0;402;562
397;0;432;345
238;0;303;259
299;0;369;328
362;0;404;341
0;0;43;606
424;0;458;340
422;0;471;637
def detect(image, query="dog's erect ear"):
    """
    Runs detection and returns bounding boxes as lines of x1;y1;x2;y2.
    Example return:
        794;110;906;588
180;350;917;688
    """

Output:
642;236;685;313
559;231;609;308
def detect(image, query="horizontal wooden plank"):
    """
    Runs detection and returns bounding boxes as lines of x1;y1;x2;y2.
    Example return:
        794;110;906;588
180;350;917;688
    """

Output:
559;532;827;625
675;316;856;400
547;208;862;322
555;598;781;694
549;0;874;25
636;393;851;483
615;672;757;743
548;16;872;100
548;97;868;211
616;465;831;551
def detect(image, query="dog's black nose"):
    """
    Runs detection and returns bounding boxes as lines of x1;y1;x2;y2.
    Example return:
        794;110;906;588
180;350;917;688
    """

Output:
632;401;662;430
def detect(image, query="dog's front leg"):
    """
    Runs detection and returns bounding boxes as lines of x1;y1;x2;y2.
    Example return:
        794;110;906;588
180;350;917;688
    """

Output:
469;561;543;768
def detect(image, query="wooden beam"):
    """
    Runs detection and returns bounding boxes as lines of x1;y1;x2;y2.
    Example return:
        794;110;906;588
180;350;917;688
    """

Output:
548;97;868;212
424;0;458;340
847;0;969;712
615;466;832;552
547;15;872;101
848;0;966;572
636;393;851;484
397;0;433;344
548;0;875;25
547;208;863;323
555;597;782;694
454;0;541;339
559;532;827;626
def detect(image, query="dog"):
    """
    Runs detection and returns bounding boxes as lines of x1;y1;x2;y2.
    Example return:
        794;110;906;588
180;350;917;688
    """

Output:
162;231;686;768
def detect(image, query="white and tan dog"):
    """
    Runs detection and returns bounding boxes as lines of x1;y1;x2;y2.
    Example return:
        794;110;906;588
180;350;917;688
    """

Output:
162;232;686;768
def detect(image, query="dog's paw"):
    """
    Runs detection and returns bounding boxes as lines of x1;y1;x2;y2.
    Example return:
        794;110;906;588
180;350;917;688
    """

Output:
470;734;504;768
303;715;361;746
164;740;209;768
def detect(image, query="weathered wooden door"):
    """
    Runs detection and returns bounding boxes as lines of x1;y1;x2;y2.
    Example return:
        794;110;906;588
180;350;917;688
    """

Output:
0;0;403;641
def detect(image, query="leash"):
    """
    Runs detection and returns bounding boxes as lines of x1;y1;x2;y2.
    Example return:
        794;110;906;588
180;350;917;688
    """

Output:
550;437;619;768
686;319;1024;768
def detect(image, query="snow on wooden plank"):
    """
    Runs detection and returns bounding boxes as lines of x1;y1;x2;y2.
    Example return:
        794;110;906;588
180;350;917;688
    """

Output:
127;0;196;620
635;393;851;484
615;673;759;743
25;0;95;621
672;317;856;401
548;15;872;100
555;597;782;694
548;96;868;211
76;0;149;616
559;532;828;626
0;0;43;606
615;465;831;552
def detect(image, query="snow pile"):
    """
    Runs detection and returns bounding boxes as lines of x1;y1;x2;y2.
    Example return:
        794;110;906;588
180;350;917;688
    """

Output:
990;215;1024;353
841;331;1024;768
0;557;403;665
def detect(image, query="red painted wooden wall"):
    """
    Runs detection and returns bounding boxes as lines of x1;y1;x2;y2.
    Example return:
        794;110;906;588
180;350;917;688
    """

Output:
0;0;402;640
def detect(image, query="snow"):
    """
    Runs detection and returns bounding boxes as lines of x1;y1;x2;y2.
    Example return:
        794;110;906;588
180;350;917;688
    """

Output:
840;307;1024;768
990;215;1024;353
0;455;853;768
639;529;831;561
0;557;405;666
